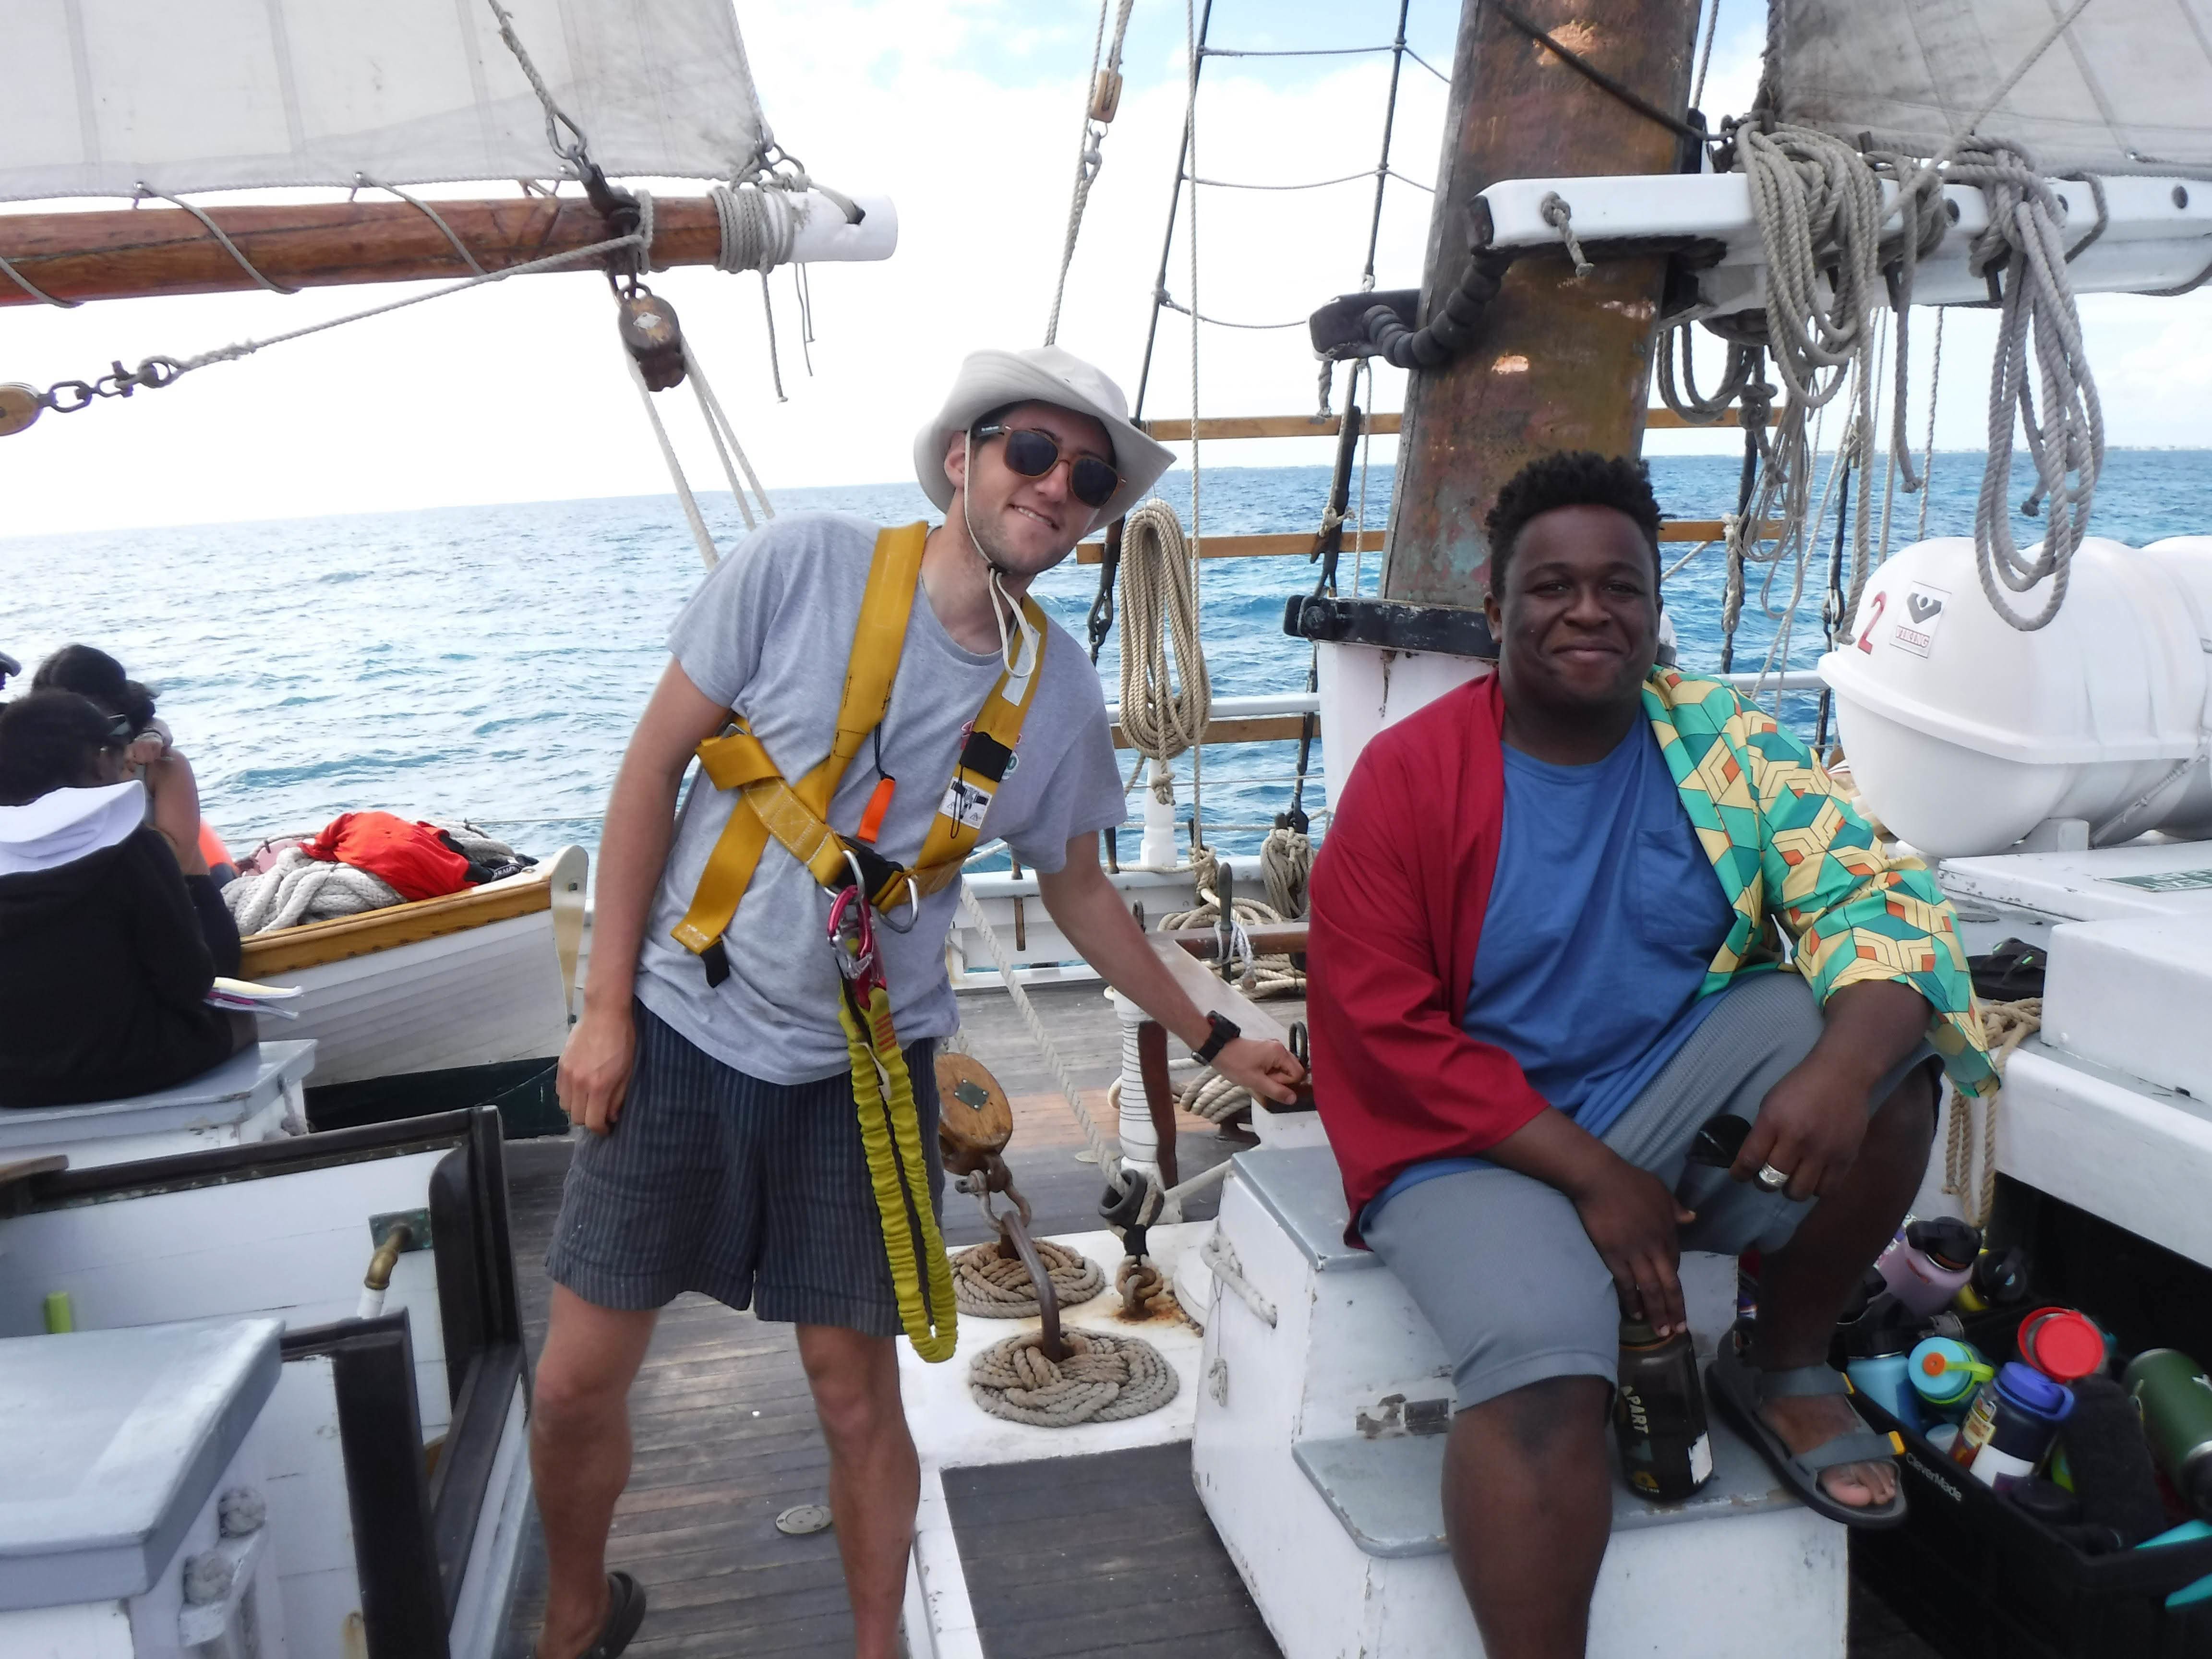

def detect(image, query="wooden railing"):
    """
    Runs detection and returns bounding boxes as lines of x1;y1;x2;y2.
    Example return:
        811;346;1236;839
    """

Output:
1135;406;1780;443
1076;521;1773;564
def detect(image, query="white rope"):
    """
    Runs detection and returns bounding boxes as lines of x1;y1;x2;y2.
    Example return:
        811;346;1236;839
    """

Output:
1918;309;1945;542
222;848;403;936
1950;137;2104;630
1691;0;1721;110
1181;0;1210;842
1117;500;1211;764
957;885;1232;1220
1045;0;1138;345
957;886;1120;1174
708;181;801;274
1259;824;1312;921
353;174;488;276
682;339;772;530
625;349;719;569
164;228;651;377
1200;1230;1276;1327
135;184;300;294
625;333;775;569
1734;124;1886;648
0;253;80;308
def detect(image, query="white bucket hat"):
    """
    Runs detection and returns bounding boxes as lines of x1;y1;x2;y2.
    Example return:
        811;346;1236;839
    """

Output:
914;346;1175;528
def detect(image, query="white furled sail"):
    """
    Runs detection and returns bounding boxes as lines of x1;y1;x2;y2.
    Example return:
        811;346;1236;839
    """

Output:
1766;0;2212;174
0;0;769;204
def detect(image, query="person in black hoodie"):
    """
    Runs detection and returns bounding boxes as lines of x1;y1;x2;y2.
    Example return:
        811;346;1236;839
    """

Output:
0;690;250;1108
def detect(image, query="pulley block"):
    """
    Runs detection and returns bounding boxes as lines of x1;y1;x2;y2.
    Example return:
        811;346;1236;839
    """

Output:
0;383;42;437
616;289;687;392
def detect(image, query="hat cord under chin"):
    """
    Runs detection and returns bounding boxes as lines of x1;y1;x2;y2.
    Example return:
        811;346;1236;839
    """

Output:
960;431;1041;680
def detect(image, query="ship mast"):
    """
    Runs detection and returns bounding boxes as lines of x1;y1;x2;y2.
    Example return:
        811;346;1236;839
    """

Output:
1383;0;1707;605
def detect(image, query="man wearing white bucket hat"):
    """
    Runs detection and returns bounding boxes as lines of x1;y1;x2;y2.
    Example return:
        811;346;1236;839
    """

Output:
529;346;1305;1659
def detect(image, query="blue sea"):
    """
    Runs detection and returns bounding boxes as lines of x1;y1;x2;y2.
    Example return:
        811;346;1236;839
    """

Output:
11;451;2212;874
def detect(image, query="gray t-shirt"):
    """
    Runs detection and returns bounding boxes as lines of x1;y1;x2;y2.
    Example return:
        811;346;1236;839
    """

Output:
634;511;1128;1084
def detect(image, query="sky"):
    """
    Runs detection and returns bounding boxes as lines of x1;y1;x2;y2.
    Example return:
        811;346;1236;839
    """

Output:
3;0;2211;538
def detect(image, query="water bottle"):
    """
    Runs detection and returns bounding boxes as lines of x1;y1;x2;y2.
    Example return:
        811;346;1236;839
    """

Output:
1953;1362;2075;1486
2017;1306;2109;1384
1841;1303;1924;1432
1953;1245;2030;1315
1909;1336;1994;1421
1876;1216;1982;1317
1616;1318;1714;1502
2123;1349;2212;1521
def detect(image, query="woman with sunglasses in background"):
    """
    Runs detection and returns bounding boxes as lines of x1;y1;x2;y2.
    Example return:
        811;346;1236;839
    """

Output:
32;642;236;883
0;689;251;1109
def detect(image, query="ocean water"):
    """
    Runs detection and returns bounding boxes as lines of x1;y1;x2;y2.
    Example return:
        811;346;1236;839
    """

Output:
10;450;2212;874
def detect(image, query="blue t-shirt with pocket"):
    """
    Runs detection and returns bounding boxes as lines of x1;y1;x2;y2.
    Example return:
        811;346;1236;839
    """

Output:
1364;721;1738;1225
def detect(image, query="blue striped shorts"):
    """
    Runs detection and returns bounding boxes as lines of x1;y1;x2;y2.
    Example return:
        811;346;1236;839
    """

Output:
544;1001;943;1335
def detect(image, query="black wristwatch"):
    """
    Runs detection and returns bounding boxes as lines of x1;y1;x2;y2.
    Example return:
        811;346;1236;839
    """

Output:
1192;1011;1242;1066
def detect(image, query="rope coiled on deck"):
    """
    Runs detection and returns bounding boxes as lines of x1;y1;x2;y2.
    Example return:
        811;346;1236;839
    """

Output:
951;1239;1106;1319
968;1328;1179;1426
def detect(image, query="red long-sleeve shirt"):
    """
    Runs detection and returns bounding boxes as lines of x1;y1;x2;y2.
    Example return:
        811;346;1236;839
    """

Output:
1307;674;1550;1242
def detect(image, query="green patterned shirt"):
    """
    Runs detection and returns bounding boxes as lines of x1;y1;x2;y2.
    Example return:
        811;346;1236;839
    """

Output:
1644;670;1998;1100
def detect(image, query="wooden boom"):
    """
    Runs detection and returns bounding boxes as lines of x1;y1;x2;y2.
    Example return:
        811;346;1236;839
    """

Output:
0;195;733;307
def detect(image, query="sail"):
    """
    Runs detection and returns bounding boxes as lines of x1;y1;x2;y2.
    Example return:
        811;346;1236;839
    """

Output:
1766;0;2212;174
0;0;769;204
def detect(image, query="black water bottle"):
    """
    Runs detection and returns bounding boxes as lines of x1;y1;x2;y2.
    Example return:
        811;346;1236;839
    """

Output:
1616;1318;1714;1502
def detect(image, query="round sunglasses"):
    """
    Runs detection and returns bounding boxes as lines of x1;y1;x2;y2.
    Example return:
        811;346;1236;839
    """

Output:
973;423;1120;511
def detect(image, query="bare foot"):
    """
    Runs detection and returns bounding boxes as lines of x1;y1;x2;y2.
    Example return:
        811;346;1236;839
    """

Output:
1758;1390;1898;1507
535;1575;610;1659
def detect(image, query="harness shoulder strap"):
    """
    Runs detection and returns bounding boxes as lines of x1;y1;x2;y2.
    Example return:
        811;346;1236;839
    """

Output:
672;524;927;957
905;595;1051;897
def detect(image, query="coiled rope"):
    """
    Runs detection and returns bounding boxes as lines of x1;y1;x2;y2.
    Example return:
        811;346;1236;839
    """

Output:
1117;499;1212;768
222;847;403;936
952;1238;1106;1319
1948;137;2104;632
968;1328;1178;1427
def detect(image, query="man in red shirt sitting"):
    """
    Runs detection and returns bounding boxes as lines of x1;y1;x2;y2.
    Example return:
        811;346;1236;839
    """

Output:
1308;453;1992;1658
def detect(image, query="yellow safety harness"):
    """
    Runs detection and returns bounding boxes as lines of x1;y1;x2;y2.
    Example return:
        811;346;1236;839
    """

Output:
670;523;1046;1361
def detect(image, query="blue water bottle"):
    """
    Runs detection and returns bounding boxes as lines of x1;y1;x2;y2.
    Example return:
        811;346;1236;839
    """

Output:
1842;1306;1923;1432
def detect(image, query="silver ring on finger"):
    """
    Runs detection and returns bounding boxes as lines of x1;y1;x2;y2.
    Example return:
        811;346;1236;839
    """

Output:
1755;1162;1791;1193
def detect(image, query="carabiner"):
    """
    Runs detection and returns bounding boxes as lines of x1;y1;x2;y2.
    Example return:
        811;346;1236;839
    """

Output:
826;882;876;983
873;875;925;936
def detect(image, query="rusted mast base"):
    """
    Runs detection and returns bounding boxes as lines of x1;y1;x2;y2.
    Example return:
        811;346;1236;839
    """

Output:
0;196;731;307
1382;0;1704;604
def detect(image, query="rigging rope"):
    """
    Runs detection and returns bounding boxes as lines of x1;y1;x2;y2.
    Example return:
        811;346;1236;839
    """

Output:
1949;137;2104;630
1046;0;1138;346
1116;500;1212;766
1949;999;2040;1228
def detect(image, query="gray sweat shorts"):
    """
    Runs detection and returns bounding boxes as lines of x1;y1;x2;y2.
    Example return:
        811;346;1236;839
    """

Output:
544;1001;944;1336
1362;973;1937;1410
